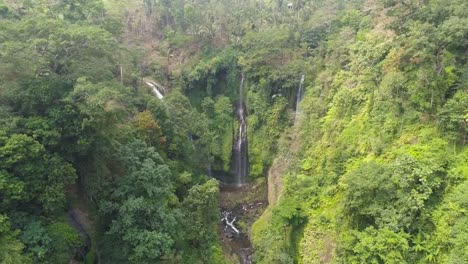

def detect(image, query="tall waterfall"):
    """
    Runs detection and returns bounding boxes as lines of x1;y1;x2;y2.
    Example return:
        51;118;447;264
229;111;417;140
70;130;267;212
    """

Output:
294;75;305;124
231;75;249;187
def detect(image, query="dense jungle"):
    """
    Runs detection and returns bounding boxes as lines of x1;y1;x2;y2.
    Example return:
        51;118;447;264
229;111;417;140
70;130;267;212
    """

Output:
0;0;467;263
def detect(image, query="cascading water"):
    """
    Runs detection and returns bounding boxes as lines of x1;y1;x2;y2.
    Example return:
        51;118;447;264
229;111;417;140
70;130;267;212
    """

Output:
231;75;249;187
219;74;265;264
207;162;213;177
294;75;305;124
188;133;198;165
145;80;164;100
188;133;196;151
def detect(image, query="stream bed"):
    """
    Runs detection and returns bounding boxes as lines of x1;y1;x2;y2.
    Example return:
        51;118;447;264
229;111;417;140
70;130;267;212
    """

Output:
218;181;268;264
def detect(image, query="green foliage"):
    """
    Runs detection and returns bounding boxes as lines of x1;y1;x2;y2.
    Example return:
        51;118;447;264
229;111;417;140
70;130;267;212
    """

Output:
344;137;449;231
438;90;468;143
98;140;223;263
0;134;75;214
133;110;165;146
181;179;224;263
46;221;83;264
2;0;468;263
100;140;180;262
0;1;226;263
19;220;52;260
340;9;373;31
429;149;468;263
251;0;468;262
0;215;31;264
273;196;307;228
341;227;410;264
0;17;119;82
202;95;234;171
53;0;105;22
435;181;468;263
239;27;292;73
181;49;239;98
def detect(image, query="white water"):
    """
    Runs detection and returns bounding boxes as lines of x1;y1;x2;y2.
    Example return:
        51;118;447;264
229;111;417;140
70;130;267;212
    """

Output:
237;108;246;187
239;75;244;103
145;81;164;99
188;134;196;150
221;211;240;235
294;75;305;124
238;107;245;153
232;74;248;187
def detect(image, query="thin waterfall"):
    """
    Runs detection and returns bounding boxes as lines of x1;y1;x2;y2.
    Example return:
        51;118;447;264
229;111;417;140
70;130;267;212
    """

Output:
188;133;196;150
145;80;164;99
231;74;249;187
239;74;244;104
207;162;212;177
188;133;198;165
294;75;305;124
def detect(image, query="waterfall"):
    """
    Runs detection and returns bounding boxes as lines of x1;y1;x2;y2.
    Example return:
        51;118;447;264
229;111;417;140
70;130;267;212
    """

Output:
239;74;244;103
188;133;196;150
207;162;212;177
231;74;249;187
145;80;164;100
188;133;198;166
294;75;305;124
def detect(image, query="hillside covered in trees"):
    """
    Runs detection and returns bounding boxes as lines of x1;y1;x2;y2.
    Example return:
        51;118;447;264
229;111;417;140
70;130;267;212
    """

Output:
0;0;467;263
